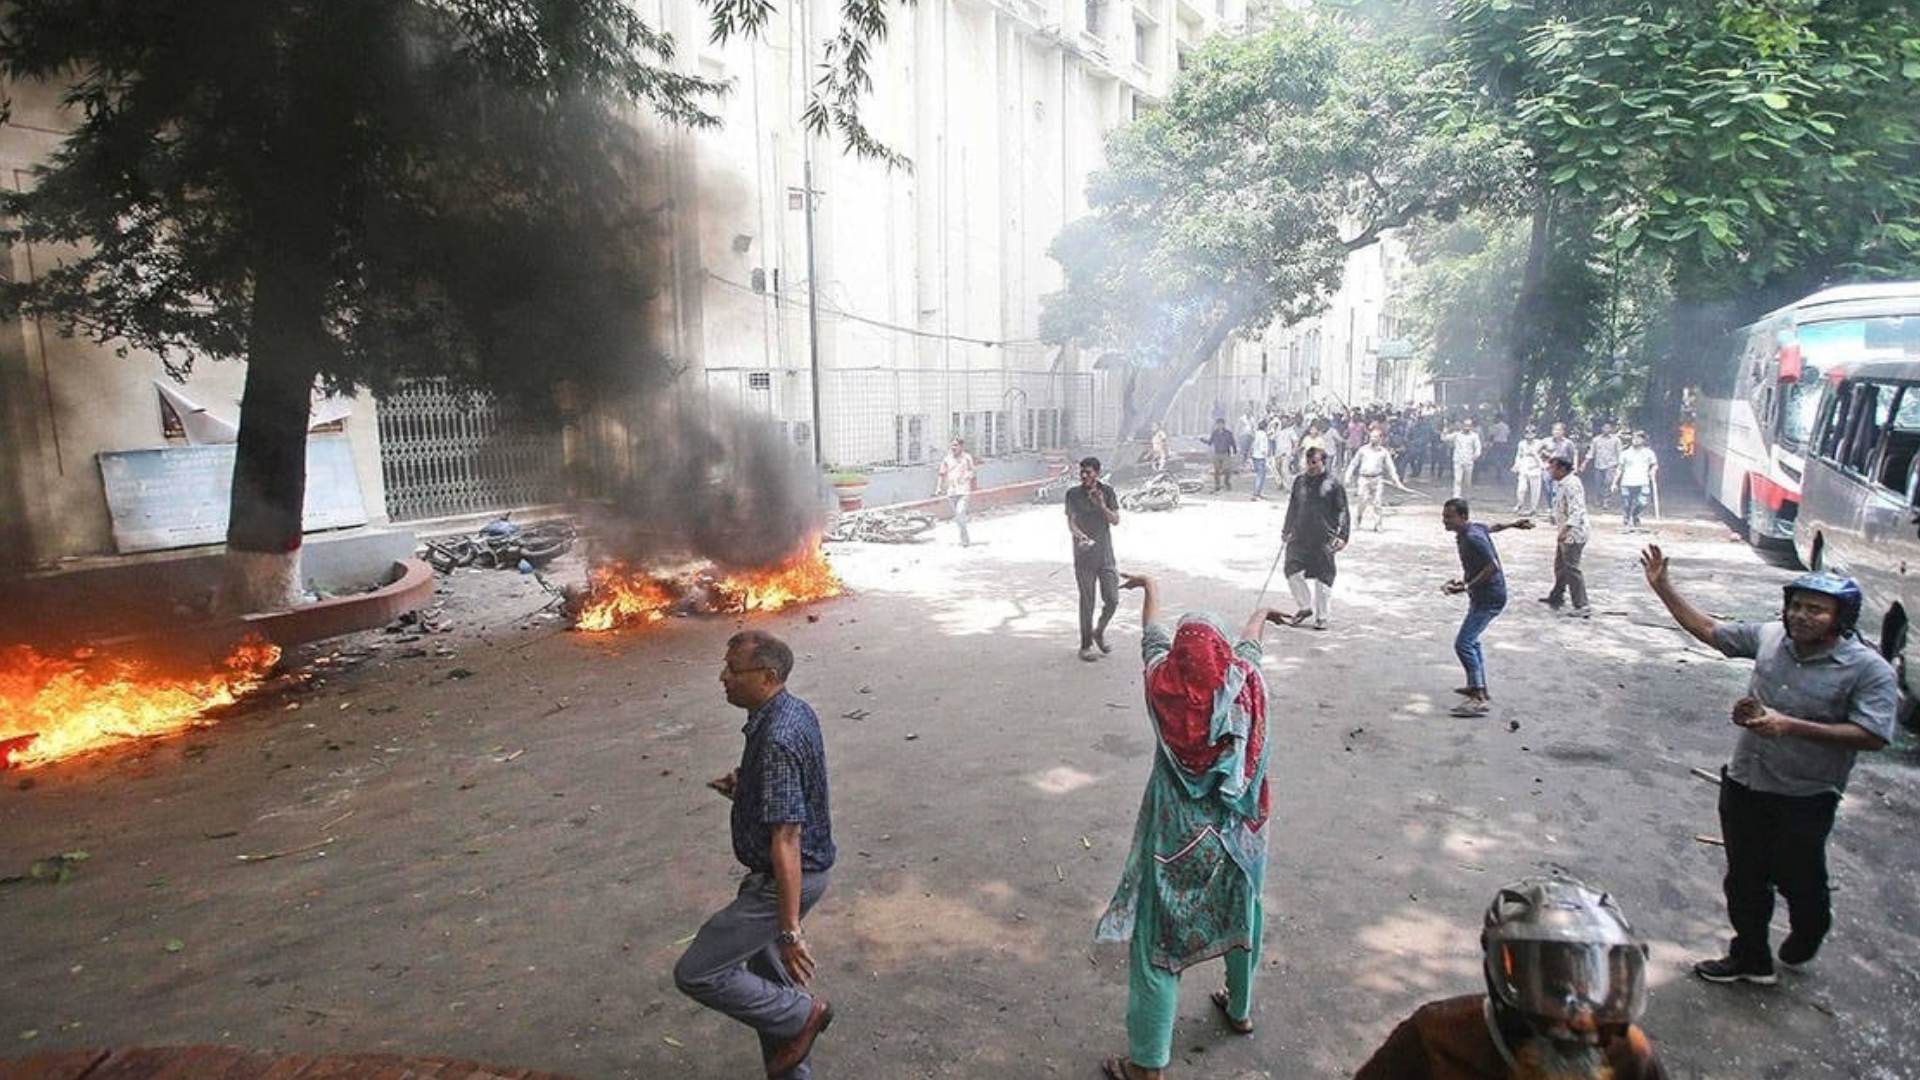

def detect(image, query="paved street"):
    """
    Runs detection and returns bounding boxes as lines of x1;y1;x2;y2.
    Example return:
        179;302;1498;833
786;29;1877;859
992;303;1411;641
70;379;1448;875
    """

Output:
3;473;1917;1080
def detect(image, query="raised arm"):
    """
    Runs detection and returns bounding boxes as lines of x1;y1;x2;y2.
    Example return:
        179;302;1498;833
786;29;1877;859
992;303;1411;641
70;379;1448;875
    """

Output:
1640;544;1719;646
1120;571;1159;627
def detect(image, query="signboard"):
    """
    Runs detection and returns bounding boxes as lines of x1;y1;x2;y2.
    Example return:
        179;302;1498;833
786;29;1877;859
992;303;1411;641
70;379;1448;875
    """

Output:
98;437;369;553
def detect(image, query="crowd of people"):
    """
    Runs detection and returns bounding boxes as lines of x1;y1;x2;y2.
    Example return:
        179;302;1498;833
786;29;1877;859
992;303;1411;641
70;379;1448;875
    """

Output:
1152;403;1666;524
666;401;1893;1080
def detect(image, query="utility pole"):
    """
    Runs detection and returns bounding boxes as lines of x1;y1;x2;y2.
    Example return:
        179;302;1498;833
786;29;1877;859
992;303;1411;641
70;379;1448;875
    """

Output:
802;157;824;467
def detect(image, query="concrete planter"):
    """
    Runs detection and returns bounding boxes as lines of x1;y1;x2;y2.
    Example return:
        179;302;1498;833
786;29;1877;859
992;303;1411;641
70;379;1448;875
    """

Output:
831;478;870;511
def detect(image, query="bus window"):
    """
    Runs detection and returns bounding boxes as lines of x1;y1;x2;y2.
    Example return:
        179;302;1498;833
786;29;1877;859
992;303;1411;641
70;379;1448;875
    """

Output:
1878;386;1920;493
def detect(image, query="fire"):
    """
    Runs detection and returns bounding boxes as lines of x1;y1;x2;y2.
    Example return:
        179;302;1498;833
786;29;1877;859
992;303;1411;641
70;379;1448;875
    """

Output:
575;542;844;632
714;545;846;612
574;564;679;632
0;637;282;770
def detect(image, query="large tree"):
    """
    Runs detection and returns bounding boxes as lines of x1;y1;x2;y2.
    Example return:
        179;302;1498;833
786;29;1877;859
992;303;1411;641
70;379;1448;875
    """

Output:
1433;0;1920;413
1040;9;1519;442
0;0;899;610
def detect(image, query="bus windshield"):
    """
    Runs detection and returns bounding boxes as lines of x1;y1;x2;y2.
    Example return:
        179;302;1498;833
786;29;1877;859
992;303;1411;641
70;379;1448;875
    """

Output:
1788;316;1920;447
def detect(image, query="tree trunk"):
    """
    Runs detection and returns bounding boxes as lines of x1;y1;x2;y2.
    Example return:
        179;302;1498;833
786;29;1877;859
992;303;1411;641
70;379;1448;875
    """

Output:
224;260;327;613
1112;306;1242;467
1505;199;1555;419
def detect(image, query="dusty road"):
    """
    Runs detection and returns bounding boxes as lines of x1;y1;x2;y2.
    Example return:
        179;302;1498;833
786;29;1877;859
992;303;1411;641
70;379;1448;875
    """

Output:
3;475;1918;1080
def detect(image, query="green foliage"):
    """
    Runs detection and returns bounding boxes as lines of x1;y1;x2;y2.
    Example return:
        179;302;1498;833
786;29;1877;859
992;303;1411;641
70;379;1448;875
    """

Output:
1405;213;1527;384
1042;11;1522;373
1443;0;1920;294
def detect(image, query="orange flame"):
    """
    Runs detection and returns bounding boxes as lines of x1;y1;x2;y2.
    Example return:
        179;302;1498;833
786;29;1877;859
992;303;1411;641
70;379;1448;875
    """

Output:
713;545;846;613
574;563;679;632
575;542;843;633
0;637;282;770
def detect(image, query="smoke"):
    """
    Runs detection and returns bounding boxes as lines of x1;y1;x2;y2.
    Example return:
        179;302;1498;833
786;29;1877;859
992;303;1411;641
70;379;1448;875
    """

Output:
578;393;829;571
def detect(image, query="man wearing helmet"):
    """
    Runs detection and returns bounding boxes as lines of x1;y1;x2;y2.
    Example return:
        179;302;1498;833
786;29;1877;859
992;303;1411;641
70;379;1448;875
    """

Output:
1353;876;1668;1080
1640;545;1897;984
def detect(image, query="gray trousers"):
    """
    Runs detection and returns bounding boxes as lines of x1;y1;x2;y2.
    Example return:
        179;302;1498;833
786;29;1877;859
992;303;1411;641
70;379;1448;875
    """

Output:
675;869;832;1078
1548;539;1589;609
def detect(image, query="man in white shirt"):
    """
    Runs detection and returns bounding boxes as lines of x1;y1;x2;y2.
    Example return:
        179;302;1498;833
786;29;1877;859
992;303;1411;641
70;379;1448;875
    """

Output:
1447;419;1482;499
1616;430;1660;530
1249;421;1274;500
935;438;978;547
1511;426;1544;514
1539;455;1591;617
1344;428;1411;531
1269;417;1299;490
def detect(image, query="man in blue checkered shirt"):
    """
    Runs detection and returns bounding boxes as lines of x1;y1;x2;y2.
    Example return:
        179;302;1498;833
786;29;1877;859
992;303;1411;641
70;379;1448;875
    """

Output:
675;630;837;1078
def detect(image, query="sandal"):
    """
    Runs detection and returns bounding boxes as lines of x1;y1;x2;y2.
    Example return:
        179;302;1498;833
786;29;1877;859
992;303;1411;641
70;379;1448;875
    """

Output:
1102;1056;1151;1080
1287;609;1312;627
1211;989;1254;1035
1449;701;1491;717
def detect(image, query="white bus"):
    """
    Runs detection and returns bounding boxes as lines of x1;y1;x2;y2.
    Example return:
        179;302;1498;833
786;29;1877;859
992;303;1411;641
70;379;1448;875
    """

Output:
1794;352;1920;727
1695;282;1920;544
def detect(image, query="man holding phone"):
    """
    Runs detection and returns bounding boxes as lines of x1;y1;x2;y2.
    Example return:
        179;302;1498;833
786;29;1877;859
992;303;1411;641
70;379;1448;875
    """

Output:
1067;456;1122;661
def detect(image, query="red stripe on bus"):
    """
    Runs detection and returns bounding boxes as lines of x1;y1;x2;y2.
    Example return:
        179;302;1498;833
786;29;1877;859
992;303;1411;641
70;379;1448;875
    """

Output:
1749;471;1797;511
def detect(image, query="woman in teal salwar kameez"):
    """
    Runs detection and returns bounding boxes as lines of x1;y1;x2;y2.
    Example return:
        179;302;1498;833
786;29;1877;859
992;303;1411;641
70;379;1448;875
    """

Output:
1097;573;1283;1080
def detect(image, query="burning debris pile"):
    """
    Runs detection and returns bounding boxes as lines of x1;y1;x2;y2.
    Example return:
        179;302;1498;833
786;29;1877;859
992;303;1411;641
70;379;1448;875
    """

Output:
570;542;843;632
0;638;282;770
562;394;847;632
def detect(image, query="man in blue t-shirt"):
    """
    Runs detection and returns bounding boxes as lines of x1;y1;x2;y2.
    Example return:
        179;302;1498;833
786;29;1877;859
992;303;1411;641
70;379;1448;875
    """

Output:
1441;498;1534;717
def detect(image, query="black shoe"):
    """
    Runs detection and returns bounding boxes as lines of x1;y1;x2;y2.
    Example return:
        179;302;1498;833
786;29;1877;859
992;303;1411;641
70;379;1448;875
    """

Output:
1778;933;1821;967
1694;954;1777;985
1536;596;1563;609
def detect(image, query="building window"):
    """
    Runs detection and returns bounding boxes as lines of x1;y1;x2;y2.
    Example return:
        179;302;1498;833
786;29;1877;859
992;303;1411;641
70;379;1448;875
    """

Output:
895;414;928;464
1134;17;1151;64
1086;0;1103;34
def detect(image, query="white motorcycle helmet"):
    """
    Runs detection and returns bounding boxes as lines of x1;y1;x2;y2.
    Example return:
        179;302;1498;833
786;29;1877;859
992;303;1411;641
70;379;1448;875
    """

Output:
1482;876;1649;1045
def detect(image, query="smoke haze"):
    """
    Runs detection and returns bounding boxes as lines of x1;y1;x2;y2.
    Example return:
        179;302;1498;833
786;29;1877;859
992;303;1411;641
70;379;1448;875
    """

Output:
578;393;828;571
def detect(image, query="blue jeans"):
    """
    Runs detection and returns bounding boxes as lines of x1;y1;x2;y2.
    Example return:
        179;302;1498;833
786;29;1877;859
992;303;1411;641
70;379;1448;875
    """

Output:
675;870;832;1078
1251;458;1269;497
1454;597;1506;693
1621;484;1648;525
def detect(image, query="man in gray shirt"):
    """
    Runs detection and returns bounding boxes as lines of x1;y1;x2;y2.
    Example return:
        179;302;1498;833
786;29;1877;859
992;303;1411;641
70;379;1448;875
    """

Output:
1587;422;1623;510
1641;547;1896;986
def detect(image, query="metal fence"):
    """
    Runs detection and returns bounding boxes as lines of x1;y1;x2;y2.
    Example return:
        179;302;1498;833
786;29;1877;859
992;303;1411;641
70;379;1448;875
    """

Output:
376;380;565;522
702;366;1106;469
